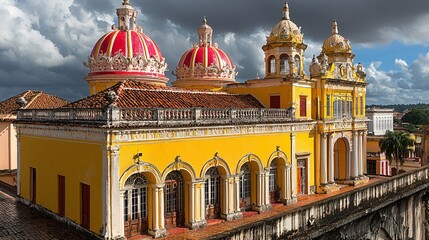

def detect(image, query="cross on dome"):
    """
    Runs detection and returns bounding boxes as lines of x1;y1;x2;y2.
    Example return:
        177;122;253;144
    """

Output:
282;1;290;20
332;20;339;35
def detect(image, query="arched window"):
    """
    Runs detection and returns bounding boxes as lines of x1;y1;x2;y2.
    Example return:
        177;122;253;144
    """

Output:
205;167;220;219
268;56;276;74
165;171;185;229
239;163;251;200
280;54;289;74
123;173;148;236
269;160;280;202
294;55;301;74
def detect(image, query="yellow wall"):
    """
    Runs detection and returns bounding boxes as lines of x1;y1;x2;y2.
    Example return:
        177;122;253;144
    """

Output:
118;130;315;187
367;138;381;153
19;135;103;233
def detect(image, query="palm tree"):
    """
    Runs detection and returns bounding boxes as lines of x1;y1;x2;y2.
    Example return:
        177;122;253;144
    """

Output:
379;130;415;175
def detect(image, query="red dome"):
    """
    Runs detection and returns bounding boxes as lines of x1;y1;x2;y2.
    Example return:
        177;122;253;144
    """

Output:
85;29;167;79
179;46;234;71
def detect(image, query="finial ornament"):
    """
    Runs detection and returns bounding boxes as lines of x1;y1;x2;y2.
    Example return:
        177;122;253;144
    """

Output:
123;0;130;5
203;16;207;25
332;20;338;35
282;0;290;20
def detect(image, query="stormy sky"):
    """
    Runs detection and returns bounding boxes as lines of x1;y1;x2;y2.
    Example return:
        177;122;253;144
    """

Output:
1;0;429;105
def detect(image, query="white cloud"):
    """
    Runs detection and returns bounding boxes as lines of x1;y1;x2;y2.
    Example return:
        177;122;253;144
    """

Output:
0;0;74;67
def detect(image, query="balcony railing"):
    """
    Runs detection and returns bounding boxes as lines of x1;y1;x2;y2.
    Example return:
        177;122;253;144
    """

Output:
16;107;296;127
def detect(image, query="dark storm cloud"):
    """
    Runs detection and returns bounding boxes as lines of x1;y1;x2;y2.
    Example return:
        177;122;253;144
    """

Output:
1;0;429;103
136;0;429;44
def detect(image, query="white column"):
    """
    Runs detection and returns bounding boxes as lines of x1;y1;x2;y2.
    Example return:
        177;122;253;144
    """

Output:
264;170;270;206
221;175;229;215
109;146;121;238
291;133;297;199
328;134;335;183
119;191;125;237
256;172;262;207
352;131;359;179
158;184;165;231
189;182;195;223
153;185;159;231
200;183;205;221
286;166;292;199
358;132;363;176
235;176;240;212
280;166;287;201
363;131;367;174
320;133;328;185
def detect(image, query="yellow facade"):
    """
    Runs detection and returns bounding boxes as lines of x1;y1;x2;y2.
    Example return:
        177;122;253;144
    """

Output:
19;133;103;233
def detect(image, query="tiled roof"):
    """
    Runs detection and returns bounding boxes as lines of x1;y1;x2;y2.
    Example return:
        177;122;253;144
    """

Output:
0;90;70;115
64;80;265;109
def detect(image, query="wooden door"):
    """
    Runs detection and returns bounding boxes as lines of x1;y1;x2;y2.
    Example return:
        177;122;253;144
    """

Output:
123;173;149;238
297;159;307;195
165;171;184;229
269;161;280;203
300;96;307;117
58;175;65;216
81;183;90;229
30;167;36;203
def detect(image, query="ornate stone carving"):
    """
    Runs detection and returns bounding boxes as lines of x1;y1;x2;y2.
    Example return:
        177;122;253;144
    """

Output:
174;62;236;80
84;51;167;75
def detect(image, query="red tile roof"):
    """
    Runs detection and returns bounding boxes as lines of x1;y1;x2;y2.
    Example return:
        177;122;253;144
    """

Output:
64;80;265;109
0;90;70;115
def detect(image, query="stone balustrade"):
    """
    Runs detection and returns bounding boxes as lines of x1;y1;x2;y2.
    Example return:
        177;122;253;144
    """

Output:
16;107;295;127
213;166;429;239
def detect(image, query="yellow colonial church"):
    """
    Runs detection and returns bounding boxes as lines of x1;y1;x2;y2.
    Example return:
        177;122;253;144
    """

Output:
15;1;368;239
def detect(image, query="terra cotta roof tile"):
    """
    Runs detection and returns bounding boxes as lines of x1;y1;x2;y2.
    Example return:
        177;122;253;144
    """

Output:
64;80;265;109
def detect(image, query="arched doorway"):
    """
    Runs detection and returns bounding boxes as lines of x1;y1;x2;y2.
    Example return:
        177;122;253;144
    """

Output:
239;163;252;210
334;138;348;180
269;158;286;203
204;167;221;219
123;173;148;237
164;171;185;229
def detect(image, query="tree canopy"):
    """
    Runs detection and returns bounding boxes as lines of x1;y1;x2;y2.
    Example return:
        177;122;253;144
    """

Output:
379;130;415;175
401;108;429;125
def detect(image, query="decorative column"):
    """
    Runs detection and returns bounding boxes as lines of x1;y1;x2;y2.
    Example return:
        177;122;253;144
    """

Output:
188;181;206;229
352;131;359;179
328;134;335;183
119;191;125;238
148;184;166;238
358;132;363;177
320;133;328;185
200;183;205;223
256;171;262;209
291;133;297;200
363;131;368;174
157;184;166;235
234;175;242;216
108;146;121;239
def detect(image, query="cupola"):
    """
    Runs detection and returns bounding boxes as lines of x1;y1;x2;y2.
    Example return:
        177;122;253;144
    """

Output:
84;0;168;95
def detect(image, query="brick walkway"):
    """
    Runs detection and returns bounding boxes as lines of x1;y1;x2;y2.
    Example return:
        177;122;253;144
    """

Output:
0;188;92;240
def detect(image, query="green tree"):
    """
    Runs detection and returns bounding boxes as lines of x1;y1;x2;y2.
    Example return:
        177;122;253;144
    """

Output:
402;108;429;125
379;130;415;175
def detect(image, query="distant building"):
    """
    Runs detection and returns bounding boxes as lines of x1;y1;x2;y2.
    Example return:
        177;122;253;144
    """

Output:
0;91;68;187
366;107;394;136
366;108;394;175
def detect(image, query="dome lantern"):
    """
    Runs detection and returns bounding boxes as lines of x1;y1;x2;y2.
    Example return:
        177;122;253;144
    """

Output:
198;17;213;47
